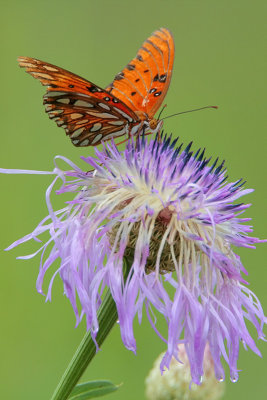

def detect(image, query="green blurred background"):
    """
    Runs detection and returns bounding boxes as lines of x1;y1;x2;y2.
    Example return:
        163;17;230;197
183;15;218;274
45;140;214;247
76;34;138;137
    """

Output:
0;1;266;399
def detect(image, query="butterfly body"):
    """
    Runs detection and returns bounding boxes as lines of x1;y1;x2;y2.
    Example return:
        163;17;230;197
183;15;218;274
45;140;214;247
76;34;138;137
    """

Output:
18;28;174;147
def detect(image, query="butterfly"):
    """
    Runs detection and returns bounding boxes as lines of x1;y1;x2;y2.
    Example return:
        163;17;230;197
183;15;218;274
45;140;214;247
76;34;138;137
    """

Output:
18;28;174;147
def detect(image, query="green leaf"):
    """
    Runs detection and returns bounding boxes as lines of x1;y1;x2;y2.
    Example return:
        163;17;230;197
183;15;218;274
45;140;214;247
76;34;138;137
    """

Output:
68;380;120;399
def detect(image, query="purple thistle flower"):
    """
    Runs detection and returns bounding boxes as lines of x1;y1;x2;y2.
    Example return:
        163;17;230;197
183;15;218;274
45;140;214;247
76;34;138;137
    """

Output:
2;133;266;385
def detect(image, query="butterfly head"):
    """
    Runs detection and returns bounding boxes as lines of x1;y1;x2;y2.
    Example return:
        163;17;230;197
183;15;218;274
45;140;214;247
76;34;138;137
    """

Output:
134;111;163;137
143;118;163;135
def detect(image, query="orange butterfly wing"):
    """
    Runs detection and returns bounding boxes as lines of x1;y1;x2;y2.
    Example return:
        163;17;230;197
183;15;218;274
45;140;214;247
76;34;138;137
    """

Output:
18;57;138;146
106;28;175;119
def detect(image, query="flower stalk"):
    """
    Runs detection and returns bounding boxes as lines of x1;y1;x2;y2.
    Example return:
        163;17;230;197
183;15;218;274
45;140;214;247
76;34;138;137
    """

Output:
50;257;131;400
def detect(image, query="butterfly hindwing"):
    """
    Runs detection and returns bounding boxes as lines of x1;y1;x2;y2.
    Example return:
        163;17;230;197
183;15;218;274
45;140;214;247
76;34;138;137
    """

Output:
18;57;138;146
44;92;136;146
106;28;175;118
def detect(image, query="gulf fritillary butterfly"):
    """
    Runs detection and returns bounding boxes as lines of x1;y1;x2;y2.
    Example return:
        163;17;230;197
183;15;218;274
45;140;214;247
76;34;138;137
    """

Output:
18;28;174;147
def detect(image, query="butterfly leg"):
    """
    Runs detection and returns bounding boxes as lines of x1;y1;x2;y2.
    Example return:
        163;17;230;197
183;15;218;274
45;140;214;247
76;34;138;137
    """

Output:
116;136;130;145
115;125;131;146
135;123;154;140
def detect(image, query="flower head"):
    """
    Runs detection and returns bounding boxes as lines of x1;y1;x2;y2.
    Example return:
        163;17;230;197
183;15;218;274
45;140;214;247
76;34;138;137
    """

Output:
4;133;266;384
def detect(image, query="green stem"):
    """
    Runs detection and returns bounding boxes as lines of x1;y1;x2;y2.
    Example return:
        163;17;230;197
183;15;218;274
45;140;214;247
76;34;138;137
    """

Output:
50;257;131;400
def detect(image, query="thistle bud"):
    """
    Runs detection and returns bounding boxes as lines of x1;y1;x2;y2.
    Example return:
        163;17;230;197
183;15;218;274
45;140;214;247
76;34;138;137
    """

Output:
145;344;225;400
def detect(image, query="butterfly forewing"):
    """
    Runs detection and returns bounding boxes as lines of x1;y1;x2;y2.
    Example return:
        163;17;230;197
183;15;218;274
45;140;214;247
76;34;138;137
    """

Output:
18;57;138;146
106;28;175;118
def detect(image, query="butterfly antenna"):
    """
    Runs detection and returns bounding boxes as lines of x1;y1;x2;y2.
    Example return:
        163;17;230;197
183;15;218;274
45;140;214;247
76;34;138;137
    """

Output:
158;104;167;120
162;106;218;120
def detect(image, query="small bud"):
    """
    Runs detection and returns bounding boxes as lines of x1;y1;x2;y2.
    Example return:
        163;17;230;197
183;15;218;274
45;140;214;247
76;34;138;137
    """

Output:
145;344;225;400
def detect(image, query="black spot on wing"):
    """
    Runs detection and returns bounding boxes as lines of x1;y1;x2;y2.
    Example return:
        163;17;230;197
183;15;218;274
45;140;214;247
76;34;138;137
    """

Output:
127;64;135;71
159;74;167;83
87;85;102;93
114;72;124;81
